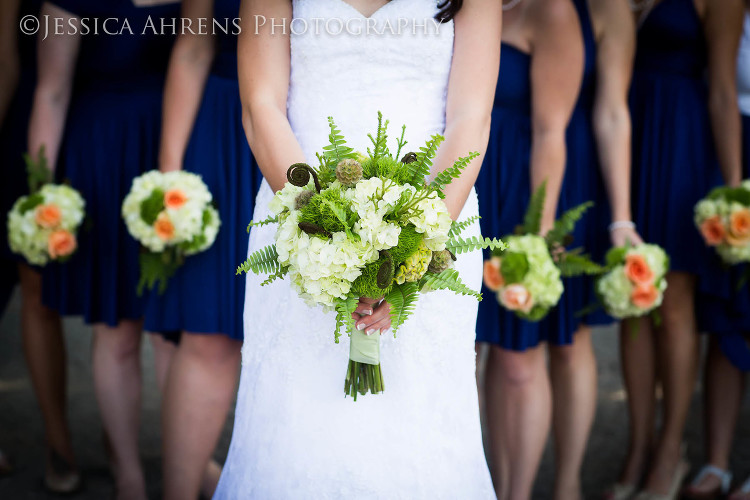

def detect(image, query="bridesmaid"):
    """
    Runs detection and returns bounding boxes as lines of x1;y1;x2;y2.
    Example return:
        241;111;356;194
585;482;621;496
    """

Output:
0;0;81;492
684;4;750;497
28;1;179;498
142;0;260;498
475;0;583;498
613;0;743;499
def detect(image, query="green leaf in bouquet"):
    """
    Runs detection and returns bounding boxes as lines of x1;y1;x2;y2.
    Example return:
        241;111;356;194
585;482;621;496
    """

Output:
723;187;750;206
519;305;549;322
404;134;444;186
298;188;357;236
387;225;423;264
23;145;53;194
429;152;480;196
418;268;482;299
575;300;604;319
140;189;165;225
556;251;603;277
236;244;280;275
545;201;593;247
605;246;628;267
261;266;289;287
394;124;408;161
522;182;546;235
448;215;481;238
385;282;420;334
737;266;750;292
334;296;359;343
446;235;506;255
498;251;528;284
320;117;358;184
137;249;181;296
247;215;279;233
351;256;394;299
18;192;44;215
367;112;390;160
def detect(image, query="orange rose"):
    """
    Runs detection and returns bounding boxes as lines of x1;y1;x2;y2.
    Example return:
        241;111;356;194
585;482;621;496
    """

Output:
164;189;188;210
48;229;77;259
499;284;534;314
154;212;175;241
726;209;750;247
624;254;654;286
35;204;62;229
699;215;726;246
483;257;504;292
631;284;659;310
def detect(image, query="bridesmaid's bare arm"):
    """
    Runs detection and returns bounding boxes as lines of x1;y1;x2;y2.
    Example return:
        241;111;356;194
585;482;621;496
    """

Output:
27;2;81;171
431;0;502;220
702;0;743;186
159;0;216;172
238;0;306;191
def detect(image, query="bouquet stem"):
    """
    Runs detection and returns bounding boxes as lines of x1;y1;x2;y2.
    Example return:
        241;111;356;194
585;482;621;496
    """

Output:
344;328;383;401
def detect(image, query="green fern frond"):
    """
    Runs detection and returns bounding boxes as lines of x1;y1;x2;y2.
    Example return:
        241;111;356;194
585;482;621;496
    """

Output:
137;250;181;296
394;124;407;160
557;252;603;277
385;282;420;334
405;134;444;186
367;112;390;159
23;145;52;194
522;181;547;235
334;296;359;343
429;151;479;194
419;269;482;299
260;266;288;286
446;235;506;255
247;215;279;233
322;116;357;165
545;201;593;247
448;215;482;238
236;245;279;275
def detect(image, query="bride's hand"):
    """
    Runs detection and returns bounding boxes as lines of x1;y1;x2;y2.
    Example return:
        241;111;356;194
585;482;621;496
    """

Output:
352;297;392;335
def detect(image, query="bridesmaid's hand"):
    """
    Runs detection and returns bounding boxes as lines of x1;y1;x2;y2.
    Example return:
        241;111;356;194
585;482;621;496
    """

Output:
610;227;643;248
352;297;392;335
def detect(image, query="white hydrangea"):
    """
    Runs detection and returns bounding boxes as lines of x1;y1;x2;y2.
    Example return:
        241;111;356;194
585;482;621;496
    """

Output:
121;170;221;254
7;184;85;266
407;191;453;251
499;234;563;310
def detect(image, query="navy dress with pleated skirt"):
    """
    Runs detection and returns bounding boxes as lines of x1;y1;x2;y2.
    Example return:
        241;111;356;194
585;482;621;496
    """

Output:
476;0;605;350
630;0;725;288
42;0;179;327
0;0;42;314
143;0;260;341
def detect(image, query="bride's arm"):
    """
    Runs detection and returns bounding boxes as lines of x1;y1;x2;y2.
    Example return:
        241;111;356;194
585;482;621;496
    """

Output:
430;0;502;219
238;0;306;191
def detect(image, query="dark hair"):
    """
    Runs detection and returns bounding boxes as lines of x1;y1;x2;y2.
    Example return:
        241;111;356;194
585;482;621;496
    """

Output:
435;0;463;22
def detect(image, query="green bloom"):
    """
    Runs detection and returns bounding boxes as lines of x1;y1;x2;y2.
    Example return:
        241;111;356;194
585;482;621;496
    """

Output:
394;241;431;284
428;249;453;273
335;159;363;187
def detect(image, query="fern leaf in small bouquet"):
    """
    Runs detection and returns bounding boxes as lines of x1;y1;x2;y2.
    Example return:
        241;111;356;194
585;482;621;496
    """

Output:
237;113;506;400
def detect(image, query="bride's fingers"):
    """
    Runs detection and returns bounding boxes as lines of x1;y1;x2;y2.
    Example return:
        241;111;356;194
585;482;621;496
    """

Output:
355;301;392;334
354;302;375;316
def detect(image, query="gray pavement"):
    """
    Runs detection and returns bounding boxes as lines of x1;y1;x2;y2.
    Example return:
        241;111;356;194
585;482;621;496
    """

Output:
0;288;748;499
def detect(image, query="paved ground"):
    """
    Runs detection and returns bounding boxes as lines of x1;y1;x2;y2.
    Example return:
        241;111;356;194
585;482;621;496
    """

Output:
0;289;748;499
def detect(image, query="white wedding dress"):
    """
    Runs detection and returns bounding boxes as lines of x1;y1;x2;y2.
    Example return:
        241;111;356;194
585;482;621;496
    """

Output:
214;1;494;498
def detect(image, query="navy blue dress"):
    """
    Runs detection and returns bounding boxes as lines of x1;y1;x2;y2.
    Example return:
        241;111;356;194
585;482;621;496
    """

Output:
144;0;260;341
476;2;602;351
630;0;724;286
0;0;42;314
42;0;179;327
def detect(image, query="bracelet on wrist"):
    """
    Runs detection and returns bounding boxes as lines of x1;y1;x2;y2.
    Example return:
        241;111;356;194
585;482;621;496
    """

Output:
609;220;636;232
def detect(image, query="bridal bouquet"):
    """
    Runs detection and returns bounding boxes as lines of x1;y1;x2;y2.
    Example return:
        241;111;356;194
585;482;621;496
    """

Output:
596;244;669;319
695;182;750;264
7;147;85;266
483;183;601;321
122;170;220;293
237;113;505;400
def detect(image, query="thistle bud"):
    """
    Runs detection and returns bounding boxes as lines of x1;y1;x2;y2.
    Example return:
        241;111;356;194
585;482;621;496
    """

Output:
335;159;363;187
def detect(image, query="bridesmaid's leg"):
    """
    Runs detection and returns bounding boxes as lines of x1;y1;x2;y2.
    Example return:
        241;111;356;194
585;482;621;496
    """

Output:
549;327;597;500
148;333;176;393
617;315;656;488
18;263;79;488
161;332;240;500
92;319;146;500
684;336;744;496
483;343;551;500
644;271;699;495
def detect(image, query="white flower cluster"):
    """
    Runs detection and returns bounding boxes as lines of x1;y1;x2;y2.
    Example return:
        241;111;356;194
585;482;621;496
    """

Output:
122;171;220;254
504;235;563;310
7;184;85;266
694;190;750;264
597;244;668;319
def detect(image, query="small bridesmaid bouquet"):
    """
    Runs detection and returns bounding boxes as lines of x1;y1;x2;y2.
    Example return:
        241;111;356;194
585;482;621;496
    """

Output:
595;243;669;320
7;147;85;266
695;182;750;265
122;170;221;293
483;183;601;321
237;113;505;400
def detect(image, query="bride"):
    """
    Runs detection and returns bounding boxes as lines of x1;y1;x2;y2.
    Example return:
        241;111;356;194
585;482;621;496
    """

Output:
214;0;501;498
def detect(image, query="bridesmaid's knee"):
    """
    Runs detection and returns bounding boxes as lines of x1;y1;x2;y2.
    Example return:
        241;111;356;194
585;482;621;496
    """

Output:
489;345;545;387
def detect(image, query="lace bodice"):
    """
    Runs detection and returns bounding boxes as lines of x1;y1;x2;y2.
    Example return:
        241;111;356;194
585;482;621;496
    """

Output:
288;0;454;162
